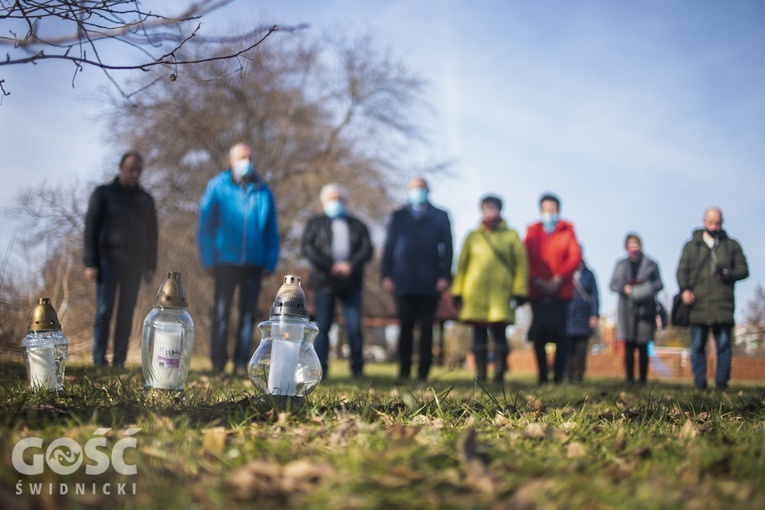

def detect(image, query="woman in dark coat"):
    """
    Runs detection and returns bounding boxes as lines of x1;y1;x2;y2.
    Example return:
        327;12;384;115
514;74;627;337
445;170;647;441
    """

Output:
610;233;663;384
566;255;599;383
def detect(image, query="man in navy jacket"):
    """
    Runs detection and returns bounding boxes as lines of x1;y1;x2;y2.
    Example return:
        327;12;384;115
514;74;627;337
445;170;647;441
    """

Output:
382;177;453;380
198;143;280;375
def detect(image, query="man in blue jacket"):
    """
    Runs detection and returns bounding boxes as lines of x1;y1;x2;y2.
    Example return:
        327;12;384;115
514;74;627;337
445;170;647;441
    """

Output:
198;143;280;375
382;177;453;380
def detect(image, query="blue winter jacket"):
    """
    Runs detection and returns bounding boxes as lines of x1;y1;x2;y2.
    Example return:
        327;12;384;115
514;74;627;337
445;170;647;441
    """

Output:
197;170;280;271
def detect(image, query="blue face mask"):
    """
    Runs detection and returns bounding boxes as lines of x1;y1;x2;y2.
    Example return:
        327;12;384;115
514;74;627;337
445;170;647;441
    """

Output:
408;187;428;206
232;159;253;179
323;199;344;218
541;213;559;233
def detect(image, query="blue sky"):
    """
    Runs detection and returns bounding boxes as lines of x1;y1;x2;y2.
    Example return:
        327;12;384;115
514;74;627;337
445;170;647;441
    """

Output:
1;0;763;321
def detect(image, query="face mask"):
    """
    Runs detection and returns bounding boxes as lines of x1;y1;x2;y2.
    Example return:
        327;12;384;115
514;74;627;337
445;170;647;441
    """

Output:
323;199;344;218
541;213;559;233
408;187;428;206
706;229;720;239
232;159;253;179
627;248;641;257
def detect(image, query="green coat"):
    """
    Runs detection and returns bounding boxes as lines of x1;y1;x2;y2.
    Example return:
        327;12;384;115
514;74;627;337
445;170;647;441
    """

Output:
452;222;529;324
676;229;749;326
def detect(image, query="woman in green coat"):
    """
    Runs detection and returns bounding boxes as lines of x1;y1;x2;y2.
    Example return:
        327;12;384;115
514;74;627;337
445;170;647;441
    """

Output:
452;196;529;382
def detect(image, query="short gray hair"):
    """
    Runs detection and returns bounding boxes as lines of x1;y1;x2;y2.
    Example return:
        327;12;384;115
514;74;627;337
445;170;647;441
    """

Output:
320;183;347;203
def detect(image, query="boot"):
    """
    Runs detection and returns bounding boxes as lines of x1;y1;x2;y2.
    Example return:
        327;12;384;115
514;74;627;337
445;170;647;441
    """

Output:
474;347;487;382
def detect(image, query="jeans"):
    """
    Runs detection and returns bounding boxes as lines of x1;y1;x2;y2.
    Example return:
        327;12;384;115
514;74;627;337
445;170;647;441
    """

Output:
313;286;364;377
211;265;263;371
396;296;438;379
93;258;144;367
690;324;732;389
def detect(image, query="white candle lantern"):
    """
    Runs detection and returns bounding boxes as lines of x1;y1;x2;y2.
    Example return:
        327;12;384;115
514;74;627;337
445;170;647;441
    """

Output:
141;272;195;391
248;275;322;401
21;298;67;391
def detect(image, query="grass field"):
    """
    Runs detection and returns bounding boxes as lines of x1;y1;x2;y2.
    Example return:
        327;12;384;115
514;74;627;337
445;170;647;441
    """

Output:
1;360;764;509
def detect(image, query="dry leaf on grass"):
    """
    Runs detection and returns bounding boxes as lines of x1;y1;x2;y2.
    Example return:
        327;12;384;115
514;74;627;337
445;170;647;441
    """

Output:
458;425;497;498
680;419;697;439
609;426;627;454
524;422;549;440
566;441;587;458
202;427;229;453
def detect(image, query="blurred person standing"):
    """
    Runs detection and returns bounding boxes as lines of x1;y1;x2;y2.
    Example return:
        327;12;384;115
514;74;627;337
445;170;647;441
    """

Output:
451;195;528;382
610;233;663;385
524;193;582;385
198;143;280;375
84;151;157;369
566;251;599;383
301;184;373;378
677;207;748;390
381;177;453;381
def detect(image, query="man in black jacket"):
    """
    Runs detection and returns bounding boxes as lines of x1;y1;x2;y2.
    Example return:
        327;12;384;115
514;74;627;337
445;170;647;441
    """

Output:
677;207;748;390
84;151;158;368
301;184;373;378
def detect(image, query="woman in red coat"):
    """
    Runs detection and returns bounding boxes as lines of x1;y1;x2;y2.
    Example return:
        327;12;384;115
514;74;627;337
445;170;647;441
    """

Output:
524;194;582;385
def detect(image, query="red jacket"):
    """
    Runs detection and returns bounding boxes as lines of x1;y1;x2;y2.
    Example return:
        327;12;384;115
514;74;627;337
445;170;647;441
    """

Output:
524;220;582;301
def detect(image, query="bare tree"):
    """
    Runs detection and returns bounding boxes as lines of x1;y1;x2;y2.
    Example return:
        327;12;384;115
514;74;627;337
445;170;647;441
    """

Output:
2;27;442;360
0;0;305;101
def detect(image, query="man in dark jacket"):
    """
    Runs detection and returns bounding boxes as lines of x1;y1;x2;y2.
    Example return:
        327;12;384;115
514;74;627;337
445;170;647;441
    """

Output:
677;207;748;390
381;177;453;380
84;151;157;368
566;254;599;383
301;184;373;378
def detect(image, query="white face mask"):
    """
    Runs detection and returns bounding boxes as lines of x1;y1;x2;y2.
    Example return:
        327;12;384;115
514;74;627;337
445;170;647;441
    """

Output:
323;199;344;218
232;159;253;179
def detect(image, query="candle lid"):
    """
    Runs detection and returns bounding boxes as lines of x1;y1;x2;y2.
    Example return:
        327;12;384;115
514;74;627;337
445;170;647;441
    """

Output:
154;272;188;308
27;298;61;332
269;275;308;318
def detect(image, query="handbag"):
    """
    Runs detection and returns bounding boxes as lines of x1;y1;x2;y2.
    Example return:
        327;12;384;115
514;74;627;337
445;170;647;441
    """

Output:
671;249;711;327
670;293;691;327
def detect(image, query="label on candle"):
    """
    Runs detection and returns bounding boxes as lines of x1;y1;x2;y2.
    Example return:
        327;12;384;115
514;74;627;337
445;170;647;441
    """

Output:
151;328;182;389
28;346;58;390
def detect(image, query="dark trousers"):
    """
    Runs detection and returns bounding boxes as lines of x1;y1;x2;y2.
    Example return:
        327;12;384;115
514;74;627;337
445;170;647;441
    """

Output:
313;286;364;377
396;295;438;379
472;324;509;381
211;265;263;371
93;258;144;367
529;299;570;384
625;341;649;383
568;335;589;383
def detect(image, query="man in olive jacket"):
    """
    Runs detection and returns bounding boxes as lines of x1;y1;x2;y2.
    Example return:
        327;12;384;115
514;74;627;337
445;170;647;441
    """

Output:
677;207;748;390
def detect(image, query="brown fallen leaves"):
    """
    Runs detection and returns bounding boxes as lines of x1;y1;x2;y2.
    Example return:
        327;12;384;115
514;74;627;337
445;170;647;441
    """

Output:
227;458;334;500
